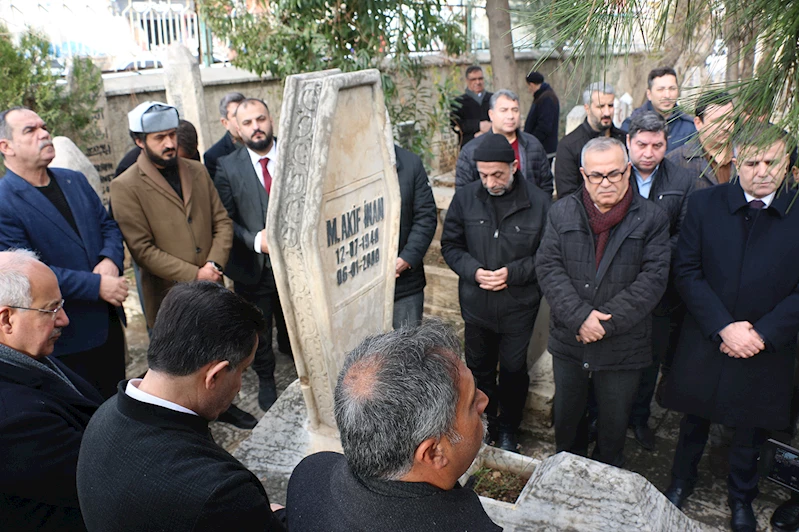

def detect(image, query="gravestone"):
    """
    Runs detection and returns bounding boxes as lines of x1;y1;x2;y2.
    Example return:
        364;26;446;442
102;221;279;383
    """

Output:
164;43;212;156
49;136;105;202
266;68;401;433
67;60;115;206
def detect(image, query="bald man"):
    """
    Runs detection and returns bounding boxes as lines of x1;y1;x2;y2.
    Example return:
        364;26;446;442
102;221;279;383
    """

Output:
0;249;103;532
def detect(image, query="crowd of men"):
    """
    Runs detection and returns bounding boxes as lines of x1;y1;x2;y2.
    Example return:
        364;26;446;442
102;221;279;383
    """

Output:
1;62;799;532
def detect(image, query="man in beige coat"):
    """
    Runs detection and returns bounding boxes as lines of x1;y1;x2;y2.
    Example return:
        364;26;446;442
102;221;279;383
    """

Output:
111;102;254;429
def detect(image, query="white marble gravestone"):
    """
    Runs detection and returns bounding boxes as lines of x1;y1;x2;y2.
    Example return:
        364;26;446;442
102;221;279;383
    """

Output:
266;68;402;434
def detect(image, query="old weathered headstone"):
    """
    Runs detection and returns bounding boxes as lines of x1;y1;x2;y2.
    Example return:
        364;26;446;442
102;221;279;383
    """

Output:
164;43;212;156
266;68;401;434
49;136;105;202
67;60;115;206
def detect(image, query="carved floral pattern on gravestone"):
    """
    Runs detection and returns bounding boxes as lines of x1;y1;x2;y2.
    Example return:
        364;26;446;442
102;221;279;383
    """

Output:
267;69;401;432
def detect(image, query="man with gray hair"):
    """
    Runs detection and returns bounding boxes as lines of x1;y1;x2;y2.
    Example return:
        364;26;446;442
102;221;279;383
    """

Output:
554;82;627;198
0;249;103;531
204;91;246;180
286;321;501;531
537;137;670;467
455;88;553;195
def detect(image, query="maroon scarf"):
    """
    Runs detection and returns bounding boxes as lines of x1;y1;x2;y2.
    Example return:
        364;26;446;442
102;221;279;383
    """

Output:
581;184;634;269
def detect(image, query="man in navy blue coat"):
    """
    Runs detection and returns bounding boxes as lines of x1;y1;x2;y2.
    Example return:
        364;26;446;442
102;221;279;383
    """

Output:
0;249;103;531
662;125;799;532
0;107;128;398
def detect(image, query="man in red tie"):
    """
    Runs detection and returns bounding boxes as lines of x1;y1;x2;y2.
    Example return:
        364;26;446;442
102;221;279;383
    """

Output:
214;98;288;412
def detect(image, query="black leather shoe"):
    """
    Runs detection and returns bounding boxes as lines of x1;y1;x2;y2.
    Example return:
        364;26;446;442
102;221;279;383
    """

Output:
631;423;656;451
728;498;756;532
496;431;519;453
217;404;258;430
258;378;278;412
771;497;799;531
663;479;694;510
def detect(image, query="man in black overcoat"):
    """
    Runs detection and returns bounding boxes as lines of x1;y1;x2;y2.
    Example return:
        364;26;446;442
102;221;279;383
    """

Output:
77;282;286;532
0;249;103;532
451;65;492;148
442;133;551;452
663;126;799;532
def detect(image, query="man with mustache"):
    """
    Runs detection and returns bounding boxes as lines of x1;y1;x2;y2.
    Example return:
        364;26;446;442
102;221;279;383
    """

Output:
442;134;551;452
111;103;253;430
555;82;627;198
0;107;128;398
662;126;799;532
213;98;291;412
0;249;104;531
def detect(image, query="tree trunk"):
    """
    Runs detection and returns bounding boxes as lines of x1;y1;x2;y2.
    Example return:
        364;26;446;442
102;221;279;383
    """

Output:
485;0;518;94
724;1;740;85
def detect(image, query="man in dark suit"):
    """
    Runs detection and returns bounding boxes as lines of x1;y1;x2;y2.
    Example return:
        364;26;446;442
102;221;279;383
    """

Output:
0;249;104;532
451;65;493;148
77;282;286;532
523;71;560;157
662;126;799;532
392;145;437;328
0;106;127;398
204;91;246;180
214;98;290;411
287;321;501;532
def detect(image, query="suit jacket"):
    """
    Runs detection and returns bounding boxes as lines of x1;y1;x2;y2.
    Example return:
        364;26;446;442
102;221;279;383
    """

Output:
0;345;102;531
214;144;270;286
0;168;125;356
663;182;799;430
77;382;286;532
204;132;238;181
451;91;493;148
110;152;233;327
287;452;501;532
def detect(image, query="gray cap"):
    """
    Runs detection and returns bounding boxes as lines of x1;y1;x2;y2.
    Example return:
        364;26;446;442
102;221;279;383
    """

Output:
128;101;179;133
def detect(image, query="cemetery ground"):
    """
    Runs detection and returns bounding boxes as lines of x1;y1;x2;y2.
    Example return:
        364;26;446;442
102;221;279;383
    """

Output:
122;268;788;532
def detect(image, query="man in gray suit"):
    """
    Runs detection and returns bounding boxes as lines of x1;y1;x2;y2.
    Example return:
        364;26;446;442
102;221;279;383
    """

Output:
214;98;288;412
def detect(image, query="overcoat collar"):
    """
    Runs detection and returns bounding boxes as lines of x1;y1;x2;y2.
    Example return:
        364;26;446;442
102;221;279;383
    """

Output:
727;179;794;218
135;150;193;208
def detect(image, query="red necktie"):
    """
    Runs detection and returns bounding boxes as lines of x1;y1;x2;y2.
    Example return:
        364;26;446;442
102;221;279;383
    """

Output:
259;157;272;195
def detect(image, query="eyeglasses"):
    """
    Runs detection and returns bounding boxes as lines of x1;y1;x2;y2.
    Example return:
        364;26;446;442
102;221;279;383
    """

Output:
583;167;628;185
7;299;65;321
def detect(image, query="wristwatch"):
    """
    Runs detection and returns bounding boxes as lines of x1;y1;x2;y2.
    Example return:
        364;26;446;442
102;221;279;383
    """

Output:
208;261;224;274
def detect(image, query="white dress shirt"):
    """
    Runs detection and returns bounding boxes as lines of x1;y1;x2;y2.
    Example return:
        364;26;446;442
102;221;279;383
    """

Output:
125;378;198;416
743;190;775;208
246;141;277;254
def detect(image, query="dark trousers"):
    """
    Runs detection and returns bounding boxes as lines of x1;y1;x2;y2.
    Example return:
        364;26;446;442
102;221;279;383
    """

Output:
234;267;286;382
553;354;641;467
59;308;126;399
629;308;683;426
392;291;424;329
671;414;769;503
464;322;532;432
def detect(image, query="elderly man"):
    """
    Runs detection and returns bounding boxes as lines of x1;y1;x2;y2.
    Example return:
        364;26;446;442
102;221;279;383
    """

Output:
666;91;735;189
0;106;127;398
451;65;493;148
286;321;500;532
536;137;670;467
204;91;246;180
77;282;286;532
443;134;551;452
110;102;253;429
523;71;560;157
456;89;553;196
555;82;627;198
621;67;696;152
0;250;103;532
662;126;799;532
625;111;695;450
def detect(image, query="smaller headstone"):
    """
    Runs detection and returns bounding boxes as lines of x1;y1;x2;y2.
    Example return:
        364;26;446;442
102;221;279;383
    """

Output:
49;136;105;202
565;105;586;135
616;93;634;127
164;43;212;156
